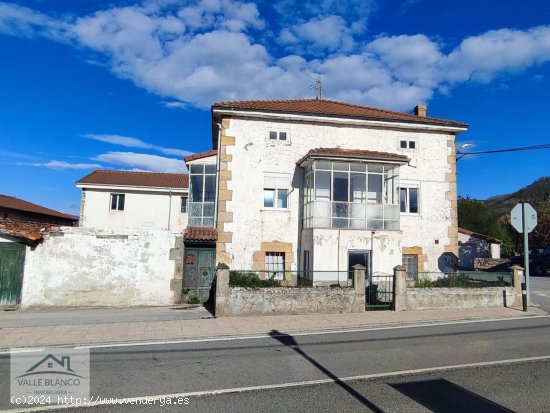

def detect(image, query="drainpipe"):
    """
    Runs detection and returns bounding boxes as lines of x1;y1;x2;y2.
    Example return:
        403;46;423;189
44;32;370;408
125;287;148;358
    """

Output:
167;188;172;230
214;122;222;229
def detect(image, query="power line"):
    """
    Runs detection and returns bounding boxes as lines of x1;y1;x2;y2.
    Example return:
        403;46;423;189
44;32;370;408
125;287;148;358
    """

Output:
456;143;550;159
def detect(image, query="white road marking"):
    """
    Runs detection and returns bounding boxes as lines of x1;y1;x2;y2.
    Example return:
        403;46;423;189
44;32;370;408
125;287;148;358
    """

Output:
2;354;550;412
0;314;547;355
73;314;550;349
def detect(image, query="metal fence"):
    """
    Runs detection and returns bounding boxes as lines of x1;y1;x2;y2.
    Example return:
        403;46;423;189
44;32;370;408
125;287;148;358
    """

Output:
414;271;513;288
366;272;394;310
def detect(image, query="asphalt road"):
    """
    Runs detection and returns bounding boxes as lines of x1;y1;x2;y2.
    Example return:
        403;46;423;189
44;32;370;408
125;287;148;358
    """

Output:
1;315;550;412
531;275;550;312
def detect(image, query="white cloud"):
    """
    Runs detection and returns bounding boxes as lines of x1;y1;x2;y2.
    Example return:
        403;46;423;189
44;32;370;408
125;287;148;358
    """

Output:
1;2;550;111
82;133;193;157
279;15;354;53
31;161;102;170
94;151;184;173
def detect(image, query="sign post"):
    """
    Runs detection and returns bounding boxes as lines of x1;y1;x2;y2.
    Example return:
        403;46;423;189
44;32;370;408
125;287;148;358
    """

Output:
511;202;537;311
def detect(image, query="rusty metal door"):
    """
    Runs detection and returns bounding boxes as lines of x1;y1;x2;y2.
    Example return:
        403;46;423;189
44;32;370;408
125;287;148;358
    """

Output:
184;248;215;303
0;242;26;308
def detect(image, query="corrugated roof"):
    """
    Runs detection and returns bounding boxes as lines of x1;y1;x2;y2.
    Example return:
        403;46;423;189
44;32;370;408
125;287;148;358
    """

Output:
0;218;60;242
184;227;218;242
185;150;218;163
0;194;78;221
77;170;189;189
298;148;409;165
213;99;467;128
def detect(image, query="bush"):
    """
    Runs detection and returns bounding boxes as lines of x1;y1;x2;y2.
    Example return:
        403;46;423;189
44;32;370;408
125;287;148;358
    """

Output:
188;296;201;304
229;271;282;288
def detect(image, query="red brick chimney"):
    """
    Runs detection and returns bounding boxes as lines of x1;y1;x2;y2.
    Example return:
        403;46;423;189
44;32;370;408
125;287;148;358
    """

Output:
414;104;427;117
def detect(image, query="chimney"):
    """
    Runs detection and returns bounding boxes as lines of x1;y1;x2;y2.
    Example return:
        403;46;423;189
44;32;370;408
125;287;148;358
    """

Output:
414;104;427;117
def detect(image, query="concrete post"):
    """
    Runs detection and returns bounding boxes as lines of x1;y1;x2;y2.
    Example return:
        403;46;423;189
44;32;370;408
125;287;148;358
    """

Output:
393;265;407;311
510;265;524;308
352;264;366;313
215;263;230;317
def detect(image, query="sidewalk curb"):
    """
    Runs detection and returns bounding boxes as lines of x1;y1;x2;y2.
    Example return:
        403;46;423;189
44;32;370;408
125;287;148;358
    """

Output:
1;311;547;352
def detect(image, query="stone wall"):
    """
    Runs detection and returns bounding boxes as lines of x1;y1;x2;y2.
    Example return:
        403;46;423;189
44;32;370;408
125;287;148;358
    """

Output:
223;286;364;316
404;287;516;310
21;227;180;308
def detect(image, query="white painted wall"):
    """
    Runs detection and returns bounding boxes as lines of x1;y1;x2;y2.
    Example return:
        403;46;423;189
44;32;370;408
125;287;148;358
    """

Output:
21;227;178;307
223;117;455;276
79;187;188;231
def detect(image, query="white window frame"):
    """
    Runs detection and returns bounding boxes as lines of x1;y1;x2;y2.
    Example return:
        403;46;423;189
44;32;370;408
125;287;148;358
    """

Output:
110;193;125;211
399;139;417;150
266;129;291;144
400;186;420;215
181;196;188;213
263;174;290;210
265;252;284;280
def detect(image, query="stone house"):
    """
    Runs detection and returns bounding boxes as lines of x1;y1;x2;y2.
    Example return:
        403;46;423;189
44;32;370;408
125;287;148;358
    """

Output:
184;99;468;292
458;227;502;270
76;170;189;231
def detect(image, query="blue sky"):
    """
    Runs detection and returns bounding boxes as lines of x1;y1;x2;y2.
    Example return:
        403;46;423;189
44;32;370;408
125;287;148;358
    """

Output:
0;0;549;215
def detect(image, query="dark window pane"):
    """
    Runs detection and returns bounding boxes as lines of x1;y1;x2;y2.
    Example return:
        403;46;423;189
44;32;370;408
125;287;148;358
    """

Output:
279;132;287;141
181;197;188;213
190;164;204;174
277;189;288;208
368;174;382;203
400;141;407;148
205;164;217;174
264;189;274;207
316;160;331;170
409;141;416;149
204;175;216;202
269;131;277;140
333;172;349;202
111;194;117;210
190;175;203;202
118;194;125;211
409;188;419;213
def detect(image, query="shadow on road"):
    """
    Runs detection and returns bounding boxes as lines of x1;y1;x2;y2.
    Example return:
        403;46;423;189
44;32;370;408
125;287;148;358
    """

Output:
269;329;385;413
390;378;514;413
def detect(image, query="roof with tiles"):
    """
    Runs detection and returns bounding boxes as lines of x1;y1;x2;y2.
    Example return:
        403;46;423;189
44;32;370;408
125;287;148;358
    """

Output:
184;226;218;242
0;218;61;242
458;227;503;244
213;99;467;128
185;150;218;163
77;170;189;189
0;194;78;221
297;148;409;165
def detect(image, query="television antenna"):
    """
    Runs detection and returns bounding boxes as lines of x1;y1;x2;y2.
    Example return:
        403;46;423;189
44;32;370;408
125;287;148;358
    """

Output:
308;75;323;99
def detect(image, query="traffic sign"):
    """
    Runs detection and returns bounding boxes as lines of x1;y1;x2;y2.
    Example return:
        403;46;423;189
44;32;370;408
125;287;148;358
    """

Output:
511;203;537;233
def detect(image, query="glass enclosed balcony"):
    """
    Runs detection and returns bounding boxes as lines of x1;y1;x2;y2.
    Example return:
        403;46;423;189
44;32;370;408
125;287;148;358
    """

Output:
188;164;216;227
302;159;401;230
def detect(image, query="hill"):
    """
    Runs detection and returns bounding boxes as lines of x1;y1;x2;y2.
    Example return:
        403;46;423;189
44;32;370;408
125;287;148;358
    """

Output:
484;177;550;217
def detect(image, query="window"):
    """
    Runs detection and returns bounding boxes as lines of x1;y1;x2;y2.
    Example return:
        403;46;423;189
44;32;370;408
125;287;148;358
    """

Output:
268;131;288;141
263;175;289;209
188;163;216;227
181;196;188;213
402;254;418;281
110;194;125;211
400;187;419;214
303;160;400;230
400;140;416;150
265;252;284;279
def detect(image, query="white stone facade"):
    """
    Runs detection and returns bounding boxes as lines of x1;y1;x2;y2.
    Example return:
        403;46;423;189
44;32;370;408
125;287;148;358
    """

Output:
20;227;179;307
218;115;462;279
78;185;188;232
